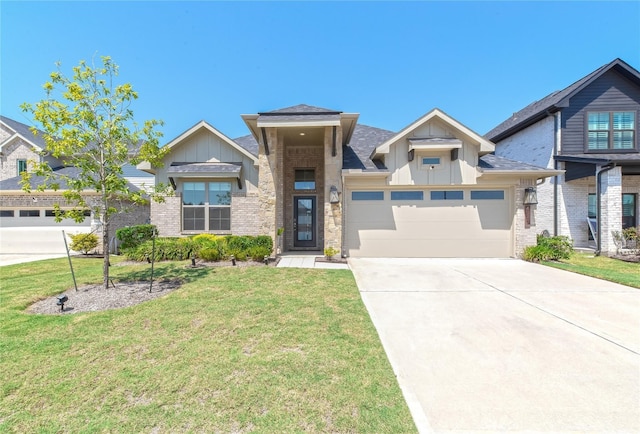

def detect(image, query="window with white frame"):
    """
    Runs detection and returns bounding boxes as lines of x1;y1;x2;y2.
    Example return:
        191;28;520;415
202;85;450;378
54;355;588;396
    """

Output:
182;181;231;232
587;111;635;150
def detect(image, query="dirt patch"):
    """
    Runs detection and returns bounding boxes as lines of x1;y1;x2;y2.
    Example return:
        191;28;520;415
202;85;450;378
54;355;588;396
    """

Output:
27;280;182;315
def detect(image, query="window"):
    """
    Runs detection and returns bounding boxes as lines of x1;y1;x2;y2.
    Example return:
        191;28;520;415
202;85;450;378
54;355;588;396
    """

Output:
431;190;463;200
182;181;231;231
588;193;596;219
294;169;315;190
391;191;424;200
45;210;91;217
587;111;635;150
622;193;636;229
471;190;505;200
19;210;40;217
352;191;384;201
0;210;14;217
17;160;27;175
422;157;441;166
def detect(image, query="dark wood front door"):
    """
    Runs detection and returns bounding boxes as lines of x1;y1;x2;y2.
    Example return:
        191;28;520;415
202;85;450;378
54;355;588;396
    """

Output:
294;196;316;248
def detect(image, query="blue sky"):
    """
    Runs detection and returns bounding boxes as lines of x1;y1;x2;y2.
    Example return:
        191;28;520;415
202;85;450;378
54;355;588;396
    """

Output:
2;1;639;143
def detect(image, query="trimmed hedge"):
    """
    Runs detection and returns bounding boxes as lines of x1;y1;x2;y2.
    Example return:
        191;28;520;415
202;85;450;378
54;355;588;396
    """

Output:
124;234;273;263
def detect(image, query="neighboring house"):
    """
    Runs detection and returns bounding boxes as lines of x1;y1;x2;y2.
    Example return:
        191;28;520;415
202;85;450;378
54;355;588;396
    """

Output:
141;104;559;258
487;58;640;255
0;116;152;248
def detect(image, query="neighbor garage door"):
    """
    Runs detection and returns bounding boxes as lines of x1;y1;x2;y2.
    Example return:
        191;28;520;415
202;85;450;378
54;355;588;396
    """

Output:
345;188;513;257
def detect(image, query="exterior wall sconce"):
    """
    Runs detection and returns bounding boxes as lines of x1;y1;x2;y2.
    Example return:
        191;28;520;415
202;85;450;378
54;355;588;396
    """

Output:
523;187;538;205
329;185;340;203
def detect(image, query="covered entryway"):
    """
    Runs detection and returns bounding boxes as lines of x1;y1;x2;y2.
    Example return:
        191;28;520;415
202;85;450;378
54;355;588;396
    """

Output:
345;188;514;257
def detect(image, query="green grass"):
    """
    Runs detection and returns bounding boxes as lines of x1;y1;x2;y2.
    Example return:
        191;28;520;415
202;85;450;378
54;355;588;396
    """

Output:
543;252;640;288
0;257;415;433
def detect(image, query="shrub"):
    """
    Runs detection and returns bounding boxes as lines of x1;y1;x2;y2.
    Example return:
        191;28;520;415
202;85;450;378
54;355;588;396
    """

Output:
69;232;99;255
116;224;157;250
246;246;271;262
523;235;573;262
125;237;196;262
324;246;340;258
199;247;223;262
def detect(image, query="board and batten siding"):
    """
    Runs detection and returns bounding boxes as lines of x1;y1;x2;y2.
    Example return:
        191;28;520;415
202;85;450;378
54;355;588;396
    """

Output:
561;69;640;155
156;129;259;193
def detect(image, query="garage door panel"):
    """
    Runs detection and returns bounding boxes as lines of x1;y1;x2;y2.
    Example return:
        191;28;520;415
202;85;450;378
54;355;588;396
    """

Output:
346;189;513;258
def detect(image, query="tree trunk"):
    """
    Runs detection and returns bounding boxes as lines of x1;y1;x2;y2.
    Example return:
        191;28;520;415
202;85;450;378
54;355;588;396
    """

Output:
102;209;110;290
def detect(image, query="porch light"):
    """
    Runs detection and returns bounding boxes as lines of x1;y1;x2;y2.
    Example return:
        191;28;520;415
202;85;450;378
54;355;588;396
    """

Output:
329;185;340;204
523;187;538;205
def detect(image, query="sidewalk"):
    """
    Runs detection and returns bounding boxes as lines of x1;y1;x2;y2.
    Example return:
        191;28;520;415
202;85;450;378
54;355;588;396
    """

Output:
276;253;349;269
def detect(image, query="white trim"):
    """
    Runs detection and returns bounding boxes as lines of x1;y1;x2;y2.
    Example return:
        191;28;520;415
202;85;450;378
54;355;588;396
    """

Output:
256;119;341;128
371;108;495;159
0;132;44;153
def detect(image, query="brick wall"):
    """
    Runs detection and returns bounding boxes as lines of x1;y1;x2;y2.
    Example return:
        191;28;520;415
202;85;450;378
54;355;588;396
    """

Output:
150;195;182;237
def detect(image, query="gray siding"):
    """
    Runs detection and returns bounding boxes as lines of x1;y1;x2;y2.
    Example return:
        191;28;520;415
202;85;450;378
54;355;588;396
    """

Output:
561;69;640;154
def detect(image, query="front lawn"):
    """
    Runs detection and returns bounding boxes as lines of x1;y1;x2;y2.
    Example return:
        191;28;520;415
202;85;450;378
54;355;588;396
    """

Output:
543;252;640;289
0;257;415;432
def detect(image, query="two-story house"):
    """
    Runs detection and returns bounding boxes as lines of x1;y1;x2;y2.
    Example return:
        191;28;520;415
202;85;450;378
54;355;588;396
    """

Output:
487;58;640;255
0;116;153;253
142;105;560;258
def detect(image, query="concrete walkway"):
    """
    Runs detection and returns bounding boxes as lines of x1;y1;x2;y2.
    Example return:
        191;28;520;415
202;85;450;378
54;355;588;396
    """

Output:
276;253;349;269
349;258;640;434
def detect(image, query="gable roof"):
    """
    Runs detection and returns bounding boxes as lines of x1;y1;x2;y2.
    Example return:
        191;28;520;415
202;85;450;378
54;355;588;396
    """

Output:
486;58;640;142
371;108;495;159
163;120;259;164
0;115;47;152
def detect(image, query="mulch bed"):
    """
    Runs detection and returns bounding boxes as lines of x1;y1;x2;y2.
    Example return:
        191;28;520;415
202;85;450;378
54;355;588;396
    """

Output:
27;280;182;315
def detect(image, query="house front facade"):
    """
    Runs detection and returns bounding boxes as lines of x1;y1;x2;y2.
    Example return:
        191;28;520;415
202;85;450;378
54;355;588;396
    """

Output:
143;105;559;258
487;58;640;255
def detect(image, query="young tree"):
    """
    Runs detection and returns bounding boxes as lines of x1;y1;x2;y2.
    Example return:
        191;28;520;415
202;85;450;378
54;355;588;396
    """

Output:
21;56;167;289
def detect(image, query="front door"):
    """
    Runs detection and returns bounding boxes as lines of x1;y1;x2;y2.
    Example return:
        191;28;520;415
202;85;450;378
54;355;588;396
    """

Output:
294;196;316;248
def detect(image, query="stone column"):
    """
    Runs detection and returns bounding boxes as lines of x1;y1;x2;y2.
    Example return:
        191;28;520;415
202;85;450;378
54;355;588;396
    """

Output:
258;128;280;244
600;166;622;255
323;126;343;255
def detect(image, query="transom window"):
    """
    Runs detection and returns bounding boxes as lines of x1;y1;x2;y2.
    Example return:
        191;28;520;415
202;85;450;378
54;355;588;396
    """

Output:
431;190;463;200
294;169;315;190
422;157;441;166
391;191;424;200
182;181;231;232
587;111;635;150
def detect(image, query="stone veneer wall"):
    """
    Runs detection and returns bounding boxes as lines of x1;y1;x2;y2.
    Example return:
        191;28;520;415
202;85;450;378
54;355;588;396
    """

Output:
258;128;280;243
323;126;343;254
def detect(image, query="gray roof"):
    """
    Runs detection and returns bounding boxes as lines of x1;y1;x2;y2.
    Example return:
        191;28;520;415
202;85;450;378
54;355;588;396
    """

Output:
343;124;396;170
257;104;342;125
478;154;556;172
233;134;259;157
0;115;47;150
167;162;243;174
486;58;640;142
0;166;141;192
259;104;341;115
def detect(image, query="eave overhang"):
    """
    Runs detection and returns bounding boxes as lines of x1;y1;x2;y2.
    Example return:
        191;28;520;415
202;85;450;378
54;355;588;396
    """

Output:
342;169;390;179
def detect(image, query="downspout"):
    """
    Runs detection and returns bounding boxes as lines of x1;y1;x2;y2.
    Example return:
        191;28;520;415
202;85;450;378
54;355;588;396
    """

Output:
595;162;616;256
551;111;559;236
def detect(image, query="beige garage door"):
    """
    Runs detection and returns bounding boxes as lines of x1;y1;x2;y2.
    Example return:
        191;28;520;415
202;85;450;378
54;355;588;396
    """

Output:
346;188;514;258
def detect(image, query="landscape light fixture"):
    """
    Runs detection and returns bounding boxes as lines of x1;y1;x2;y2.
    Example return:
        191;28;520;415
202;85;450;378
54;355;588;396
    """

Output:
523;187;538;205
56;295;68;312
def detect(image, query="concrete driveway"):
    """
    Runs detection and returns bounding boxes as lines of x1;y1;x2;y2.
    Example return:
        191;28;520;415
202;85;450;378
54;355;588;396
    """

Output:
349;258;640;434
